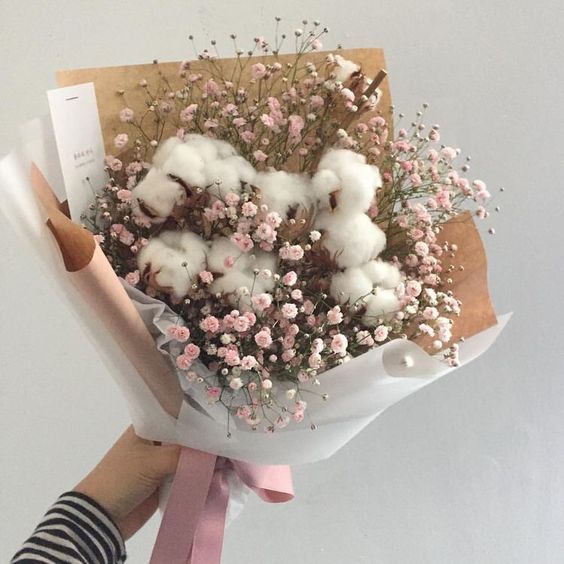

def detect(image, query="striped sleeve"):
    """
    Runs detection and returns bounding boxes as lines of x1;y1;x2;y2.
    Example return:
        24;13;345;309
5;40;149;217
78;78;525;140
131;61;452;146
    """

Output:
11;491;127;563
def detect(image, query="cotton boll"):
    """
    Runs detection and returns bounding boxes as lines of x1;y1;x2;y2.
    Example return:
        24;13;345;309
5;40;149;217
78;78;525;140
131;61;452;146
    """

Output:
363;290;400;325
137;231;207;298
152;137;183;169
249;252;277;292
315;211;386;268
255;170;313;217
210;270;256;306
132;168;186;223
158;231;208;267
225;155;257;185
333;54;360;83
330;267;373;304
312;169;340;206
315;149;381;214
211;138;238;159
161;144;207;188
182;134;223;162
362;260;401;290
207;238;251;274
318;148;366;173
204;155;256;198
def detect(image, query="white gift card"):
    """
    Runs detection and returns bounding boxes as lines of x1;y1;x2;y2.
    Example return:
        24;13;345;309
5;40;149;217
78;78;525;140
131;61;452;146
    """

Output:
47;83;106;221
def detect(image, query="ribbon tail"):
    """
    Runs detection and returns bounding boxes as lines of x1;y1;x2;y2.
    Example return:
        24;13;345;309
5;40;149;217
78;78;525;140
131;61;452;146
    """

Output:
189;465;231;563
150;447;217;564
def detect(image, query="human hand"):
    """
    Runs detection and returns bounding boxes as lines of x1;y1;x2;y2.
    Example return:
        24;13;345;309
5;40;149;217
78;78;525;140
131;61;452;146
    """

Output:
73;426;180;539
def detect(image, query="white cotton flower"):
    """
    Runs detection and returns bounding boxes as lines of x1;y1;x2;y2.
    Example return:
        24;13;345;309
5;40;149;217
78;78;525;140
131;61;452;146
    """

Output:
330;267;373;305
137;231;207;298
132;168;186;223
325;54;360;89
313;149;381;214
183;134;235;161
315;211;386;268
361;260;401;290
151;137;183;169
161;143;207;187
333;54;360;83
210;270;256;307
207;238;251;274
254;170;313;218
204;155;256;198
363;290;400;326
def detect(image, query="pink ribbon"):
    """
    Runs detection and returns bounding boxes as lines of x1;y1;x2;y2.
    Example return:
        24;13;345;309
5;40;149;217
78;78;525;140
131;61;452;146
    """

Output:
150;447;294;563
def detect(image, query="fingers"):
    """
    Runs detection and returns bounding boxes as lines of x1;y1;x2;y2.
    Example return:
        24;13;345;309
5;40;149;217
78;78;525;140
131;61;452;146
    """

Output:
144;443;181;477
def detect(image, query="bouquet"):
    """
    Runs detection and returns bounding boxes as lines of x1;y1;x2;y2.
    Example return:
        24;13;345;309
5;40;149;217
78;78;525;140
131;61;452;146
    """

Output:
0;20;509;563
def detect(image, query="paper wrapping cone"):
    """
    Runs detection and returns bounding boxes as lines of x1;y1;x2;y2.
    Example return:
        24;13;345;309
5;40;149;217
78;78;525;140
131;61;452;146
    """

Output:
30;162;184;418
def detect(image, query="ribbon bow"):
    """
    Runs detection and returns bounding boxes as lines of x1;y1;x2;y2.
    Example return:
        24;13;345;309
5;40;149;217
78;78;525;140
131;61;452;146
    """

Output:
150;447;294;563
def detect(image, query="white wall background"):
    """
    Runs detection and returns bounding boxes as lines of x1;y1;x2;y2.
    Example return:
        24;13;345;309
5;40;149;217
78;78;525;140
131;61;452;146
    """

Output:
1;1;563;562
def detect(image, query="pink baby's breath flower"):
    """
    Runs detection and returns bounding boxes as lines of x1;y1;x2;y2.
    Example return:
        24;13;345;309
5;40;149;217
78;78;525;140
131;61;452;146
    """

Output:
176;354;192;370
114;133;129;149
184;343;201;360
117;189;132;202
256;222;276;242
303;300;315;315
253;150;268;162
232;117;247;127
231;232;254;252
244;311;257;326
330;334;348;356
119;108;134;122
200;316;220;333
310;38;323;50
291;289;303;301
107;157;123;172
241;355;258;370
225;192;240;206
423;306;439;320
254;329;273;348
262;379;273;390
242;201;258;217
224;256;235;269
373;325;389;342
251;62;267;80
125;270;140;286
93;234;105;244
327;306;343;325
406;280;422;297
199;271;214;284
266;211;282;228
233;316;250;333
281;303;298;319
310;95;324;110
241;130;256;144
441;146;458;160
167;325;190;342
224;349;241;366
356;330;375;347
415;241;429;256
282;271;297;286
288;115;305;142
311;338;324;354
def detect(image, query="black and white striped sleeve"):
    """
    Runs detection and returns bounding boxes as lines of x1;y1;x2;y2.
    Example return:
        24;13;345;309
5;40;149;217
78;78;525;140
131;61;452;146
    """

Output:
11;491;127;563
